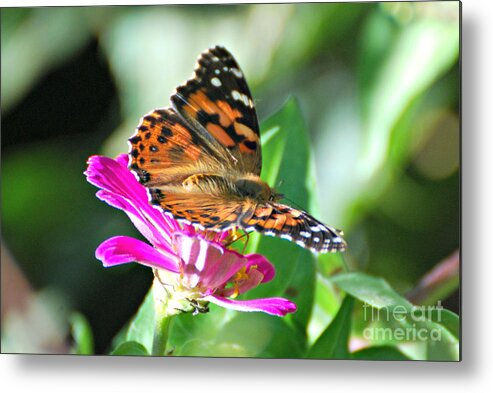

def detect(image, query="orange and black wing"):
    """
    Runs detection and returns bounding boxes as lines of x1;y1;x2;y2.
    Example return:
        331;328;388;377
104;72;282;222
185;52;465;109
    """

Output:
171;46;262;175
128;107;251;230
147;189;252;231
240;203;347;253
128;107;225;187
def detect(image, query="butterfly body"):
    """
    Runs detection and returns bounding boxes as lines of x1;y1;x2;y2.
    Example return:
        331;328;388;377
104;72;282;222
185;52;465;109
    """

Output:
128;46;347;253
181;173;273;202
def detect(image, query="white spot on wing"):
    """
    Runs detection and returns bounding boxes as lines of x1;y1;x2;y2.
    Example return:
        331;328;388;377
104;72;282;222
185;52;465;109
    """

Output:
231;67;243;78
241;93;250;107
232;90;241;101
232;90;250;107
211;77;222;87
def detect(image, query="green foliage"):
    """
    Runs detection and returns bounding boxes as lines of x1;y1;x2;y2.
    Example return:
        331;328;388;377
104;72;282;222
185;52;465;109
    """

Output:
332;272;459;361
111;341;149;356
124;290;155;352
331;272;414;309
70;312;94;355
351;346;410;361
2;3;460;360
114;99;459;361
306;296;353;359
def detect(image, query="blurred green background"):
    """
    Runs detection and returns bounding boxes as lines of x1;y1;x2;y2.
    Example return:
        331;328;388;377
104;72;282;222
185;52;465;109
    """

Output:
1;2;459;355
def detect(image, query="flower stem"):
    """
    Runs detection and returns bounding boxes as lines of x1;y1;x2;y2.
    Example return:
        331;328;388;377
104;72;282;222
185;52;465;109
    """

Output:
152;313;173;356
151;276;175;356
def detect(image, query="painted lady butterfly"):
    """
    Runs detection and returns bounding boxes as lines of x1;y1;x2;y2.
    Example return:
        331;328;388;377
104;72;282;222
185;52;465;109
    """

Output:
128;46;347;253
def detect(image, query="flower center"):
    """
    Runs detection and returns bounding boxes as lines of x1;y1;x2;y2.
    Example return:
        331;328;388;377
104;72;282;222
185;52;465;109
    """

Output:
229;265;255;298
153;268;209;315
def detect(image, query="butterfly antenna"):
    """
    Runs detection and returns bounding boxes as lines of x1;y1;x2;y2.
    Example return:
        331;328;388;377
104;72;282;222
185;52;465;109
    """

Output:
274;179;305;210
280;195;305;211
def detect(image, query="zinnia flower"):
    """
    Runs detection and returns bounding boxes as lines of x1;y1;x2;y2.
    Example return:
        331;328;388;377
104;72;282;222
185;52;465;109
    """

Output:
84;154;296;317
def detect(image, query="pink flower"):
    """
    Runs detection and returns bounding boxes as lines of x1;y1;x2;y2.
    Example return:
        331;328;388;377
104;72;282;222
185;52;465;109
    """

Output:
84;154;296;317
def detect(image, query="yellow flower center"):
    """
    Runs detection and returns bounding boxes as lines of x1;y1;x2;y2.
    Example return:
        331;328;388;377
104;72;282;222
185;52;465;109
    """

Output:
229;265;256;298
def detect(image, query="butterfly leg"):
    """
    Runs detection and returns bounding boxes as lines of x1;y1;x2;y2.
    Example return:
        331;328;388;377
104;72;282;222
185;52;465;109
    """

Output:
223;228;250;252
232;228;250;254
241;230;250;254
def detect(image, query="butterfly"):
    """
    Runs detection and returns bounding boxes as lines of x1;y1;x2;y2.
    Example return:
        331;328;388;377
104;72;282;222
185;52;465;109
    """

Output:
128;46;346;253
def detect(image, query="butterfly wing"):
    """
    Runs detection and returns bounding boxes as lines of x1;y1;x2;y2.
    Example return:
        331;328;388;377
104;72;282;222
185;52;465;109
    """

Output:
147;187;252;231
128;107;228;187
128;48;261;231
129;47;347;253
171;46;262;175
241;203;347;253
129;107;254;230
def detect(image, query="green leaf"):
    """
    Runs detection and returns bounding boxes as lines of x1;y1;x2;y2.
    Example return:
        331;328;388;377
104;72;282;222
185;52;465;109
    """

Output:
360;14;459;181
287;252;316;334
70;312;94;355
169;306;230;356
426;329;459;361
429;308;459;339
125;289;155;353
111;341;149;356
331;272;460;361
306;273;344;345
243;97;322;332
352;346;410;361
306;295;354;359
331;272;413;309
222;313;306;359
169;299;307;358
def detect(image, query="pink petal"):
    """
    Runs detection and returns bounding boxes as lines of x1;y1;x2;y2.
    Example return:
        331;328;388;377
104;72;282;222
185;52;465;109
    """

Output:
204;295;297;317
214;230;233;243
95;190;173;254
115;153;130;167
174;233;247;289
218;268;265;298
85;155;179;247
245;254;276;283
86;155;146;204
95;236;180;272
214;254;275;296
181;223;198;236
201;248;250;289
